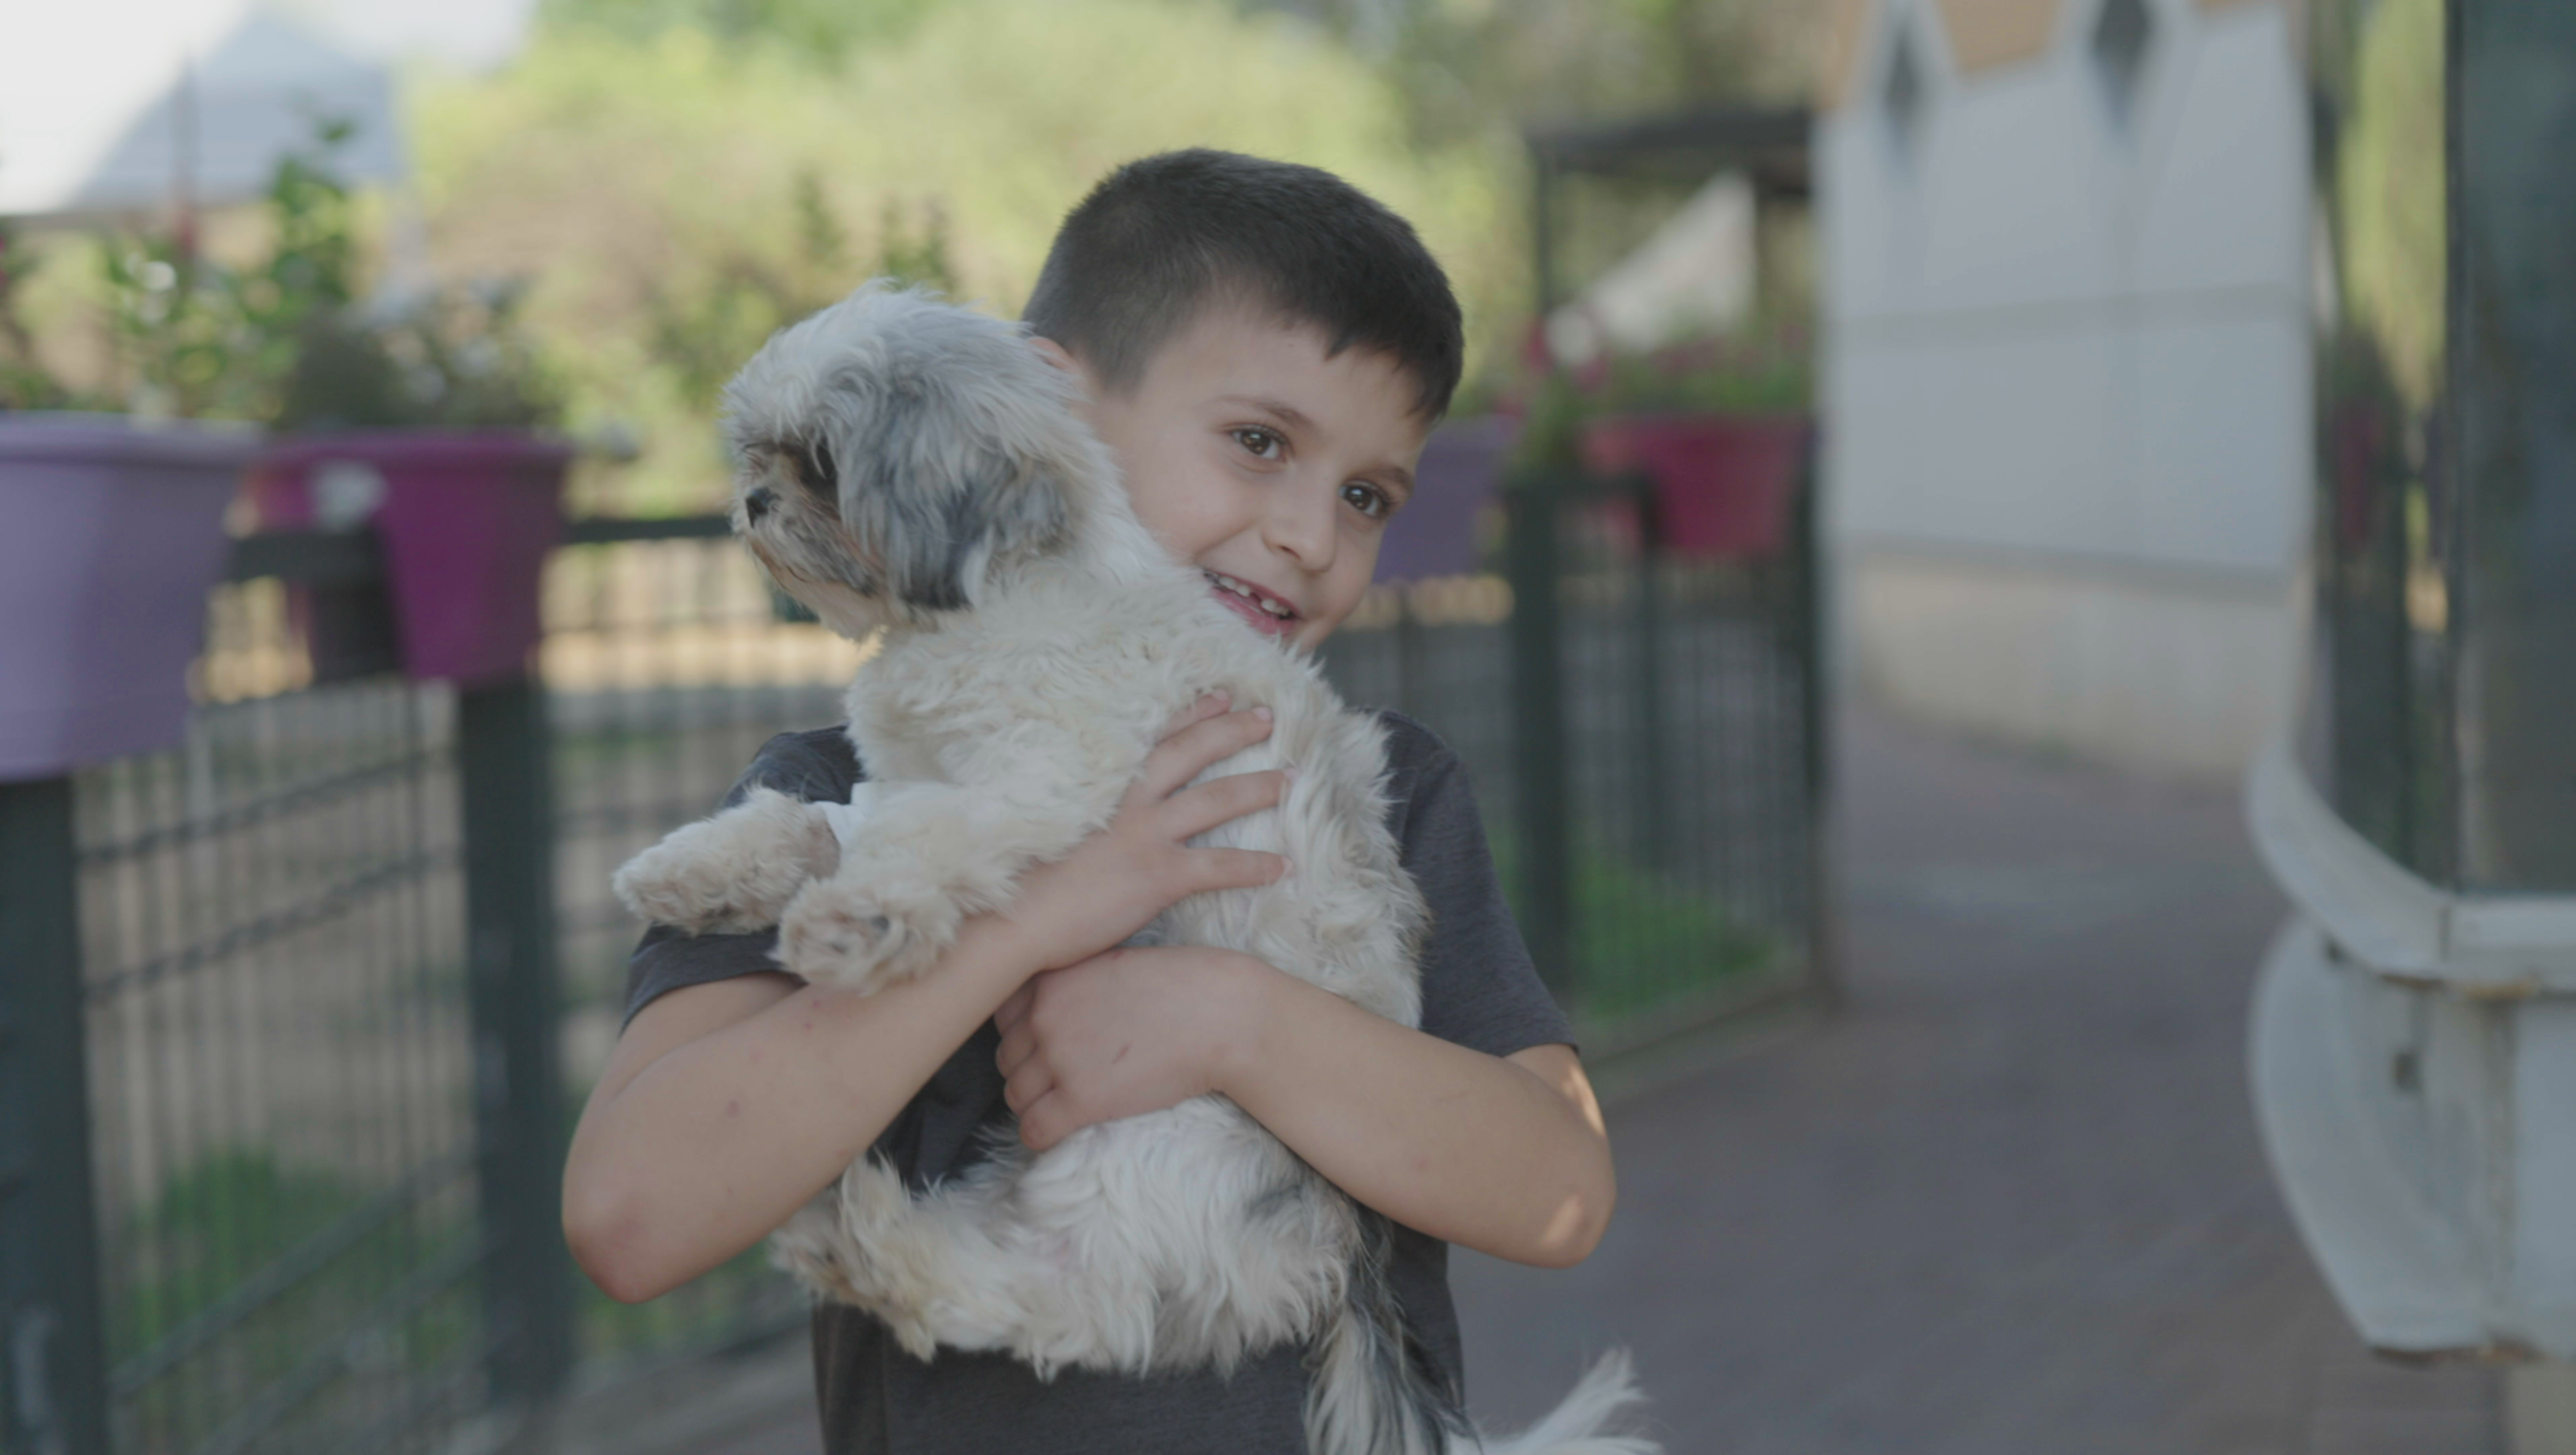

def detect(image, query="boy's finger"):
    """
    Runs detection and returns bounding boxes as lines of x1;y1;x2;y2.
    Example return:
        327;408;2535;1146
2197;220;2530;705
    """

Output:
1156;691;1232;741
1188;847;1290;893
996;1021;1036;1078
1135;707;1274;800
1016;1091;1066;1150
1161;770;1288;841
1145;707;1272;787
1003;1063;1051;1117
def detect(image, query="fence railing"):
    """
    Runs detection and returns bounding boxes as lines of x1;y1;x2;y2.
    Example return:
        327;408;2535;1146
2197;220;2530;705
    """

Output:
4;458;1827;1455
1324;465;1831;1049
6;543;515;1455
541;519;858;1372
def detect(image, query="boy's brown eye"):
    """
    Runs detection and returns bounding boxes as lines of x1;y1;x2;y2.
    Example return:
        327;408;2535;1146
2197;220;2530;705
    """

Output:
1232;427;1283;460
1341;482;1391;520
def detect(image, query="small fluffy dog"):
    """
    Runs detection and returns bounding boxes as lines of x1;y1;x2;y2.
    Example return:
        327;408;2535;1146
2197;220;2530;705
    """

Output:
613;283;1652;1455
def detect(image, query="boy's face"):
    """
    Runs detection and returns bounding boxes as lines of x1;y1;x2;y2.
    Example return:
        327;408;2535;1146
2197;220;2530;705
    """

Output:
1042;303;1431;653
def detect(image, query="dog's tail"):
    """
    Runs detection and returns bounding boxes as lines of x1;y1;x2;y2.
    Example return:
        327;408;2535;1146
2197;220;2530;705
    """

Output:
1475;1350;1658;1455
1306;1211;1473;1455
1305;1212;1658;1455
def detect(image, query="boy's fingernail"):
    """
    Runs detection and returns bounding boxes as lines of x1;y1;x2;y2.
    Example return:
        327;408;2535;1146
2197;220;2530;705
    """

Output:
1278;859;1295;879
1282;767;1298;785
1253;707;1274;721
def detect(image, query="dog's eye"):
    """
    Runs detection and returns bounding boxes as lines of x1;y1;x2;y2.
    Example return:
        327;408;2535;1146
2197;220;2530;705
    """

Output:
795;439;839;496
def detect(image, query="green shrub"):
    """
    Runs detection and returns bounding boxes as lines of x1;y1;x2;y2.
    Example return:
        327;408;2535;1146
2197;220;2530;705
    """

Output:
1484;827;1777;1025
114;1146;478;1450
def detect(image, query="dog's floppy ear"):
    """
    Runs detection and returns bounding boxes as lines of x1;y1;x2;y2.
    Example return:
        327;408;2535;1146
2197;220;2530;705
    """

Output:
823;368;1073;614
734;284;1086;616
864;446;1069;613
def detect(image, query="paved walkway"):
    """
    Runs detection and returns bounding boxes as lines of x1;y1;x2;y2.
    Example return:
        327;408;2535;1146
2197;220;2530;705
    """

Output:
666;708;2505;1455
1455;709;2501;1454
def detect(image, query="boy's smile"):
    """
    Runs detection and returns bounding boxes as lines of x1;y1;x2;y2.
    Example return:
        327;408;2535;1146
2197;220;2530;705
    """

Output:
1040;304;1431;653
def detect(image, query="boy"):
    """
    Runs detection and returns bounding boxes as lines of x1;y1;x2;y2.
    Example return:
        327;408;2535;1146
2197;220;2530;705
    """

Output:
563;150;1618;1454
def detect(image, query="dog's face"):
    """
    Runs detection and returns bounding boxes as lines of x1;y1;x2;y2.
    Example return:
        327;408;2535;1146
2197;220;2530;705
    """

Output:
722;283;1091;637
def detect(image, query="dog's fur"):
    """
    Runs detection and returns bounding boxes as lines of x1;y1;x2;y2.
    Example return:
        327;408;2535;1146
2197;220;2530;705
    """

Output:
613;283;1654;1455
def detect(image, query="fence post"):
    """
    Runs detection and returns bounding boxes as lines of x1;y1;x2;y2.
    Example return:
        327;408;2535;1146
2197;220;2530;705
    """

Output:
1507;476;1576;999
456;676;573;1409
0;777;111;1455
1393;590;1426;725
1790;432;1842;1008
1628;474;1672;874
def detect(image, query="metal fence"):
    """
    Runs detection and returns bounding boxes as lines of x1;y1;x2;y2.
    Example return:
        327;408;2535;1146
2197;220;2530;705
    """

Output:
540;519;860;1371
3;552;510;1455
3;457;1825;1455
1323;465;1829;1049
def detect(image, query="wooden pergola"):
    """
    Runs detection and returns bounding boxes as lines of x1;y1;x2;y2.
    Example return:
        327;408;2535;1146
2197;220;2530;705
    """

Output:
1523;104;1813;315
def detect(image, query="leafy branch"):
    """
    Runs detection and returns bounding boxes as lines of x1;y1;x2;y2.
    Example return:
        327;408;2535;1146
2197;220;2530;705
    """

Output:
644;170;955;410
85;117;561;430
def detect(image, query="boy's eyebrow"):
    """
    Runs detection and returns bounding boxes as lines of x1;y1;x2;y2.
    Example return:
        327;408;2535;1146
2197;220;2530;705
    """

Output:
1216;393;1318;432
1216;393;1417;494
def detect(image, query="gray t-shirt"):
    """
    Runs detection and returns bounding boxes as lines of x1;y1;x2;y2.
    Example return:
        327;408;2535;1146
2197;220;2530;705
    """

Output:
621;710;1572;1454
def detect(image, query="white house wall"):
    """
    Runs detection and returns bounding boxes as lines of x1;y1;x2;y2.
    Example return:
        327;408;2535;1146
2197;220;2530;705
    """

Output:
1823;0;2310;778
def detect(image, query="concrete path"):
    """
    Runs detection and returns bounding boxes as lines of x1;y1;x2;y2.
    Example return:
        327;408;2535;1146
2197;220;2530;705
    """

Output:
666;707;2506;1454
1455;709;2502;1455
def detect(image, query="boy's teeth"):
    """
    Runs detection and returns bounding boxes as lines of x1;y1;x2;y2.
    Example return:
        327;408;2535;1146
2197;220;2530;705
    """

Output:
1207;572;1293;618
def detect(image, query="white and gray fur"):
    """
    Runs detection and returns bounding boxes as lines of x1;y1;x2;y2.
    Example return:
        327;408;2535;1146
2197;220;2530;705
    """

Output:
612;282;1654;1455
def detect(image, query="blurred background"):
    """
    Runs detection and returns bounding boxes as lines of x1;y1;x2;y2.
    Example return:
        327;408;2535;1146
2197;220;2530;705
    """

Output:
3;1;2573;1453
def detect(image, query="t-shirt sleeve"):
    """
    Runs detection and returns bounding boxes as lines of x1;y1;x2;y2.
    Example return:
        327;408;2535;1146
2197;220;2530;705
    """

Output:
1380;713;1575;1058
619;728;860;1029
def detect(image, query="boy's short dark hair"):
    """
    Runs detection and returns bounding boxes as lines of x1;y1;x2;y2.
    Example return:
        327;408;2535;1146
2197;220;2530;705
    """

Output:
1022;149;1463;420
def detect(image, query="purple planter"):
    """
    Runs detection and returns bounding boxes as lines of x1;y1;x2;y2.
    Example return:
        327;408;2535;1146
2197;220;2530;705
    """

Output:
250;431;573;686
1581;413;1811;560
0;416;262;781
1375;417;1516;583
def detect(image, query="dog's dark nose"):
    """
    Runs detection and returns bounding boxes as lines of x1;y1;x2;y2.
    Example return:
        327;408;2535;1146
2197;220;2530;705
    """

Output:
745;486;776;523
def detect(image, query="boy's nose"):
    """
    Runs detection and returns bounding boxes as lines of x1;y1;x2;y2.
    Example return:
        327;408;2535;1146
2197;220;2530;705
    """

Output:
1260;480;1337;575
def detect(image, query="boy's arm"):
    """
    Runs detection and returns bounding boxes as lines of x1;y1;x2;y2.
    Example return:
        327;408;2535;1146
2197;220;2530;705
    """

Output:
563;699;1286;1304
1228;976;1612;1268
997;723;1612;1268
996;950;1615;1268
565;916;1030;1304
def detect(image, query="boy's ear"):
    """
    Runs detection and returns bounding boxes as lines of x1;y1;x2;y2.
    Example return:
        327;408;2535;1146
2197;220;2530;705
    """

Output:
1027;336;1094;398
1028;335;1077;374
1027;337;1108;430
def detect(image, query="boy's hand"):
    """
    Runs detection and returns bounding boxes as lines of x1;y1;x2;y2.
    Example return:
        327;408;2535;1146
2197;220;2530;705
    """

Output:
990;694;1288;977
993;946;1263;1150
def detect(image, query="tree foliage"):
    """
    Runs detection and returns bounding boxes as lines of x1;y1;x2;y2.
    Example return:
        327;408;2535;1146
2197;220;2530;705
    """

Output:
0;218;92;410
405;0;1821;508
535;0;945;64
412;0;1521;510
94;134;365;420
6;123;561;430
1362;0;1814;146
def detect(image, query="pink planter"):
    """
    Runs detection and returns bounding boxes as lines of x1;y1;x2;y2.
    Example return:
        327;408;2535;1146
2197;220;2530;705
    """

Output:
250;431;573;686
1581;414;1811;560
0;416;262;780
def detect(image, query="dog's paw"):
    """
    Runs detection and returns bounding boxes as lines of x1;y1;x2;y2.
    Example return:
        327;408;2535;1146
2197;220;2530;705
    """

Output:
771;1164;950;1361
612;839;752;935
613;788;835;934
770;1206;871;1309
776;879;960;991
882;1311;943;1363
